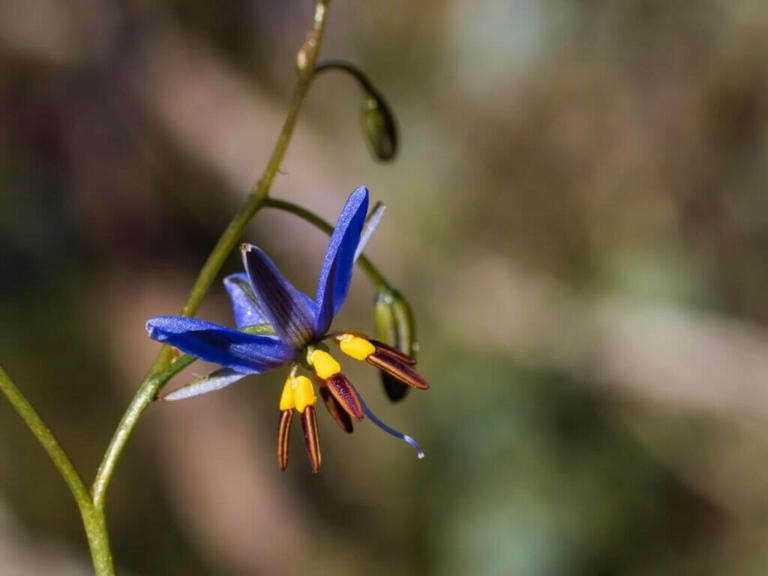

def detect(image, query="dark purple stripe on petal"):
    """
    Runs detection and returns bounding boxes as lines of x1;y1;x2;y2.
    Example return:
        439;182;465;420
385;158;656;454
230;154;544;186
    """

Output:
242;245;317;349
223;273;271;328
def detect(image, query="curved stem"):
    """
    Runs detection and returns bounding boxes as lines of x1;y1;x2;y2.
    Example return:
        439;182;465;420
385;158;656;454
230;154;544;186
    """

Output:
92;0;332;513
0;366;115;574
315;60;379;95
264;197;389;289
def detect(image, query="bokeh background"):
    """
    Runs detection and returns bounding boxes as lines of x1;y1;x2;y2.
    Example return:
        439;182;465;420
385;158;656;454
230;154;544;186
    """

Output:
2;1;768;574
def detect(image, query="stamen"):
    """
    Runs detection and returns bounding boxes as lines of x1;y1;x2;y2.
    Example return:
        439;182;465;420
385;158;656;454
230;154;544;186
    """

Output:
292;375;317;412
369;339;417;365
279;377;295;411
278;410;293;471
308;349;341;379
338;334;376;361
325;373;364;420
366;353;429;389
358;395;424;459
300;406;322;473
319;381;354;433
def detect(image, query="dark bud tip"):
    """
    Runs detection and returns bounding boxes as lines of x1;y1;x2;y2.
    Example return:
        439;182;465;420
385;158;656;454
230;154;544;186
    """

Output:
381;372;410;402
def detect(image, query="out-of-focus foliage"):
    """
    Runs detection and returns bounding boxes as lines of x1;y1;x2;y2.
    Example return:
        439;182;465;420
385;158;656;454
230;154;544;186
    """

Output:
2;1;768;574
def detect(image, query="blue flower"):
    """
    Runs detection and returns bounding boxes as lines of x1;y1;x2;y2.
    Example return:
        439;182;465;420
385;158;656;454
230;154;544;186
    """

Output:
146;187;428;472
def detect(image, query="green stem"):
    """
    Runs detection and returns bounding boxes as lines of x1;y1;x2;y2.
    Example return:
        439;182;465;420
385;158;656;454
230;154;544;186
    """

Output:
91;0;332;513
315;60;379;95
0;366;115;575
264;197;389;289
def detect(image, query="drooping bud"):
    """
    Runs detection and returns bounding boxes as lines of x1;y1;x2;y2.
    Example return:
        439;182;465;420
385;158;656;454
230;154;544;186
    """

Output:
374;288;419;401
361;90;399;162
314;61;399;162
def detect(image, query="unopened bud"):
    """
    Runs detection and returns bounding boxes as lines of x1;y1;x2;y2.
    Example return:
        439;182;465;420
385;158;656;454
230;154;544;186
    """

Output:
374;288;417;401
361;91;399;162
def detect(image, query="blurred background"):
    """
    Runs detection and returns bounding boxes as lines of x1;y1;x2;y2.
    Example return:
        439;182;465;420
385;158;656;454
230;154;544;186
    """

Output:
2;0;768;574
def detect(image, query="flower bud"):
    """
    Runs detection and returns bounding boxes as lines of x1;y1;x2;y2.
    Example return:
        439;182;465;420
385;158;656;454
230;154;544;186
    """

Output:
361;91;399;162
374;288;417;401
314;60;399;162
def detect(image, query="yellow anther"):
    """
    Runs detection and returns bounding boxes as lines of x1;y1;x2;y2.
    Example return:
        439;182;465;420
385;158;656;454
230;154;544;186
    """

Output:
338;334;376;361
279;377;295;411
293;376;316;412
308;349;341;379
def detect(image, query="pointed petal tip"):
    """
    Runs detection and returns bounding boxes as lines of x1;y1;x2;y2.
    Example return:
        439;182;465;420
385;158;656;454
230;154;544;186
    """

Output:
313;187;371;335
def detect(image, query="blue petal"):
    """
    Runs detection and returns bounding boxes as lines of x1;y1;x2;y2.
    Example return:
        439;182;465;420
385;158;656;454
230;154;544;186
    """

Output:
354;201;385;262
223;273;270;328
314;186;369;336
241;244;317;349
146;316;294;372
162;368;247;401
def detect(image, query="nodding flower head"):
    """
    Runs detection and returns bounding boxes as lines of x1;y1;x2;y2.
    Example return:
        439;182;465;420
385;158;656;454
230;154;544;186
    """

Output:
146;186;428;472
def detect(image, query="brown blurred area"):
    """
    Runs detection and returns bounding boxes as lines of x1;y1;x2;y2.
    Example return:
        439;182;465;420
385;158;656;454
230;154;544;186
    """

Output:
2;1;768;574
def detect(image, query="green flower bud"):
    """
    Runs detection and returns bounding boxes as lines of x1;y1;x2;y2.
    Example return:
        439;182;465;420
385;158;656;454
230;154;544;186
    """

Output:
314;60;399;162
374;288;417;401
361;91;399;162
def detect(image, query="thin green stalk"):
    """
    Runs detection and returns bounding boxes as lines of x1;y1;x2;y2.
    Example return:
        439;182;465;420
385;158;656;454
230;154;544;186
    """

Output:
264;197;389;289
92;0;332;512
0;366;114;575
315;60;380;97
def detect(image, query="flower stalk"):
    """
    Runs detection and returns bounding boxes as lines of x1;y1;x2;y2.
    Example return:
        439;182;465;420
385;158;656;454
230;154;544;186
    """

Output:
1;1;334;574
0;366;115;575
91;0;332;514
0;0;421;571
